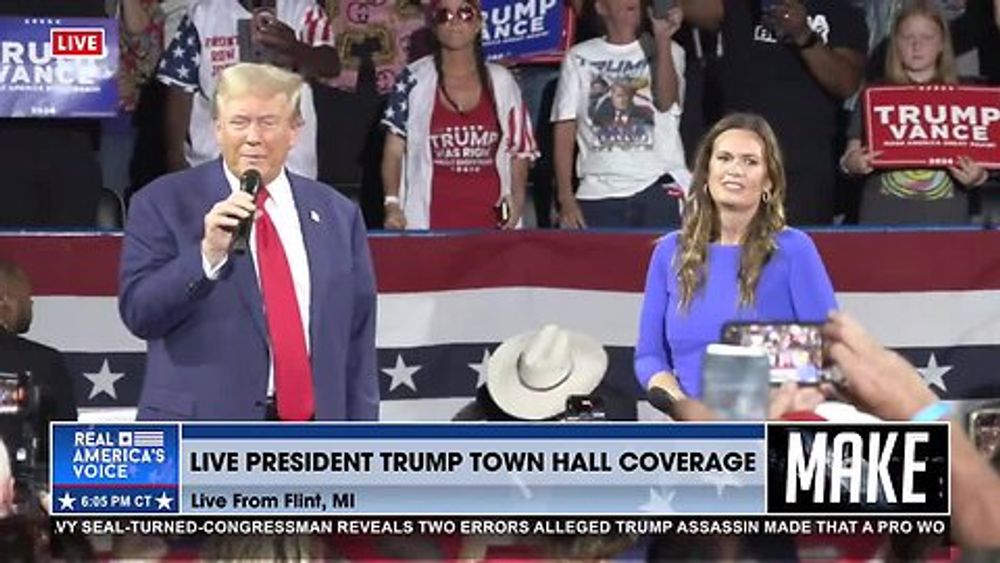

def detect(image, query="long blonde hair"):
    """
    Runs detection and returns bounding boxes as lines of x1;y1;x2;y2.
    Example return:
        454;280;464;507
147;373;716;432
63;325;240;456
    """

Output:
676;113;787;309
884;0;959;85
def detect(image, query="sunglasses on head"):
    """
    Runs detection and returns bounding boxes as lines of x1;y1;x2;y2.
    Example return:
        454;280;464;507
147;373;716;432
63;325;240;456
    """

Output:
433;4;478;25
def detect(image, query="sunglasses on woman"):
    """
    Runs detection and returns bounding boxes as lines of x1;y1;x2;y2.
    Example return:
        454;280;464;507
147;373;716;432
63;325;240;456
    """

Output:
433;3;478;25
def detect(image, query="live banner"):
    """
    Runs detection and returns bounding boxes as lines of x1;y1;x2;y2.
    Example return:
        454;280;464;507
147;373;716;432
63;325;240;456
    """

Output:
0;17;119;118
50;422;950;536
864;85;1000;169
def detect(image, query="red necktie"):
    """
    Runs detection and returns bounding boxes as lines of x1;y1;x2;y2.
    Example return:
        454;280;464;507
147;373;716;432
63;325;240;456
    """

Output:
255;186;314;421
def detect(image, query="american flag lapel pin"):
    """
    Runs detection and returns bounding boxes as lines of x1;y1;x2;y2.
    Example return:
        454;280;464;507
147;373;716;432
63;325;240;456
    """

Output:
310;210;321;223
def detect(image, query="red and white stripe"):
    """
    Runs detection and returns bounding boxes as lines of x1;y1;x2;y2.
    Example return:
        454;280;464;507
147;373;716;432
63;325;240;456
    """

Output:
300;3;334;47
506;101;539;159
4;230;1000;420
8;230;1000;350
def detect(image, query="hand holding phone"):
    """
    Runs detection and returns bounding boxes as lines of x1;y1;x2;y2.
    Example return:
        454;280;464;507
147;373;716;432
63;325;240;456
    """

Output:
243;8;299;69
760;0;783;15
238;0;278;64
494;198;511;228
760;0;811;43
969;407;1000;470
651;0;678;20
700;344;771;420
237;19;260;63
254;9;278;32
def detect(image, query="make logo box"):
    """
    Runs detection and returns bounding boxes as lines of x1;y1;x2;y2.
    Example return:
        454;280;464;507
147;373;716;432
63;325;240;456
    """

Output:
766;423;949;515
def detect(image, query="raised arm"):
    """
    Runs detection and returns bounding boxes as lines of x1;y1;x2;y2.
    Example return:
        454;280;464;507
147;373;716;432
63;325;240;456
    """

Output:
158;14;199;171
163;86;193;171
823;312;1000;548
648;7;684;111
768;0;865;99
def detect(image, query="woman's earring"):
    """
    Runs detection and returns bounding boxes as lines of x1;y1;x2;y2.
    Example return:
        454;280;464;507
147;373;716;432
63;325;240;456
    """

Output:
762;190;771;203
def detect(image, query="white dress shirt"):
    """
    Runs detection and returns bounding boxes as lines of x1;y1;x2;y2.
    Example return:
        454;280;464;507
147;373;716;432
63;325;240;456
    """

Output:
203;162;312;395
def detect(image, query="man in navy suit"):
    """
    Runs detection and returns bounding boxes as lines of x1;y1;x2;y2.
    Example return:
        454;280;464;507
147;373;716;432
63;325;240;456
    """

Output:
119;63;379;421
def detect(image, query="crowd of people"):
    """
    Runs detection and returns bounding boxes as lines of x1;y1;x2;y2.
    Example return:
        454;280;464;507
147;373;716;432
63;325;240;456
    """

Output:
0;0;997;230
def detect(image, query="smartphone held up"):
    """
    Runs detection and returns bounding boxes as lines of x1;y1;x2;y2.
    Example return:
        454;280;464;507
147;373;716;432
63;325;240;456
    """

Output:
237;0;278;64
700;344;771;421
651;0;678;20
720;322;827;385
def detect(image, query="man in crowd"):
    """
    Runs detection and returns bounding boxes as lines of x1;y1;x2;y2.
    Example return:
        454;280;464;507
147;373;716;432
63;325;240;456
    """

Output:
159;0;340;180
0;260;78;464
685;0;868;225
120;63;379;421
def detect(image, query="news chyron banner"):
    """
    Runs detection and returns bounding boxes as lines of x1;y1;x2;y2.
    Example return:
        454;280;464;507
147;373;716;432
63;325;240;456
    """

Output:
0;17;119;117
51;423;950;535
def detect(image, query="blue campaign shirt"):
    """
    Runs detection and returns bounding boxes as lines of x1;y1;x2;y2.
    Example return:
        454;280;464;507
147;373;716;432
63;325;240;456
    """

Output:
634;228;838;398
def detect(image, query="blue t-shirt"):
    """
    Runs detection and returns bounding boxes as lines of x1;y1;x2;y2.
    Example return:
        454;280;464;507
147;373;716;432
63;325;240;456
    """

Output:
634;228;838;398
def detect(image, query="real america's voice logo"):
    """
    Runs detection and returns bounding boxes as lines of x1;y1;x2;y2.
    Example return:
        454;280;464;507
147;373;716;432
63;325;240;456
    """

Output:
766;423;949;515
51;424;180;514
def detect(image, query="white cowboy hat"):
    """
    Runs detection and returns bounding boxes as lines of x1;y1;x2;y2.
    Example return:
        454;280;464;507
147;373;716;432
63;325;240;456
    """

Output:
487;324;608;420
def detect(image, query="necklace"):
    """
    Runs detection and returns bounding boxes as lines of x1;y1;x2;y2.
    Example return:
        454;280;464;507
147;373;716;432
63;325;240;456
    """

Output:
439;84;467;115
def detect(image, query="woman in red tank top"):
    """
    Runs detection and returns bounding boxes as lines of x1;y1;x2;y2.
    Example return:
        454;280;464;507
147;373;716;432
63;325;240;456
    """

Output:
381;0;534;230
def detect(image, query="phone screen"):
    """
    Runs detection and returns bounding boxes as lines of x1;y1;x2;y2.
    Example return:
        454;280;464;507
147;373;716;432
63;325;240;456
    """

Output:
759;0;783;14
721;322;825;384
652;0;678;19
757;0;784;31
970;409;1000;470
237;19;265;63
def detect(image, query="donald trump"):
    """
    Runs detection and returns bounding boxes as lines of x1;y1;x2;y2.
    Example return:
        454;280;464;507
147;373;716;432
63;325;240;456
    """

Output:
119;63;379;421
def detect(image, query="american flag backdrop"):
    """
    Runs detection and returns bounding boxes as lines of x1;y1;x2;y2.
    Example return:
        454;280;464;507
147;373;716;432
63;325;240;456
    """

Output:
0;230;998;422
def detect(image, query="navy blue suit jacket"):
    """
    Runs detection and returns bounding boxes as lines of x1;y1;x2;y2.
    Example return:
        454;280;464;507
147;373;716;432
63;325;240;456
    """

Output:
119;160;379;420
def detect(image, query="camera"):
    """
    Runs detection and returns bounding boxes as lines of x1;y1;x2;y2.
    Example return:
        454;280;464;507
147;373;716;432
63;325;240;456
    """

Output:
0;375;26;415
564;395;606;421
0;373;40;486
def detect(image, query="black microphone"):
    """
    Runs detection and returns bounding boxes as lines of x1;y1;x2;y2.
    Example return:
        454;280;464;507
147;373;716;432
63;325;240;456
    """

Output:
232;169;262;254
647;387;675;415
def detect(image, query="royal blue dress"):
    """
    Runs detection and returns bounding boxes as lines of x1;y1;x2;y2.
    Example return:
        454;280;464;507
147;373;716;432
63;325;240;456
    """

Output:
635;228;838;398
